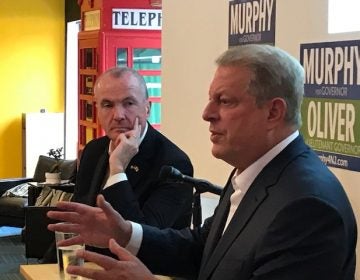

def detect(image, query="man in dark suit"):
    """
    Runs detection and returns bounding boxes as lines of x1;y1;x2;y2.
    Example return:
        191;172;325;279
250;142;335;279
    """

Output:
74;123;193;230
75;67;193;229
42;67;193;262
48;44;357;280
74;123;193;229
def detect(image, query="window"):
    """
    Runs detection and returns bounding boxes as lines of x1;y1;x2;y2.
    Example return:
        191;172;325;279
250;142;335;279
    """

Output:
328;0;360;33
133;48;161;70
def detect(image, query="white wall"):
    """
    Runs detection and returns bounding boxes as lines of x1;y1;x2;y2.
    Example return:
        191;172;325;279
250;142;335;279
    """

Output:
162;0;360;278
162;0;231;187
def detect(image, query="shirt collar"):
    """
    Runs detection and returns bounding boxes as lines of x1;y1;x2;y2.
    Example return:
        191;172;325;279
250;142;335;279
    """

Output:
231;130;299;193
139;122;149;143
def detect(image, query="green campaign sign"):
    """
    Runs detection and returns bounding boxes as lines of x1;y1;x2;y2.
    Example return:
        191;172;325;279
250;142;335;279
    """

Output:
300;40;360;171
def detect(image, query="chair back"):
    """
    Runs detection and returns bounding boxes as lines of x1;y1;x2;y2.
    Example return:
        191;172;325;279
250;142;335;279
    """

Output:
32;156;77;183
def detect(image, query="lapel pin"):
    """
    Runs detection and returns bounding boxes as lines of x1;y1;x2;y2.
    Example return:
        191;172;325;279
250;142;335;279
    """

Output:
130;165;139;172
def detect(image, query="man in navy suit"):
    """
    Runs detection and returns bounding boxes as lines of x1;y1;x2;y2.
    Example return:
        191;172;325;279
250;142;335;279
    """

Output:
42;67;193;263
73;67;193;230
48;44;357;280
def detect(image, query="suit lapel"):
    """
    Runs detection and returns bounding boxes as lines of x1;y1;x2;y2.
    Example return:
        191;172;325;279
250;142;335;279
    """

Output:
199;136;309;279
88;149;109;203
199;180;268;280
125;124;156;187
200;182;269;279
201;183;234;266
81;149;109;205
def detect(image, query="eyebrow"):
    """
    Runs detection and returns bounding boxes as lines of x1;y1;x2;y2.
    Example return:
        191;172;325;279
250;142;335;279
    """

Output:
100;96;139;104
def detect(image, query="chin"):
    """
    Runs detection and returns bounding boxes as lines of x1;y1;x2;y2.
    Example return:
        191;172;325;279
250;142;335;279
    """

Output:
108;131;121;140
211;147;224;160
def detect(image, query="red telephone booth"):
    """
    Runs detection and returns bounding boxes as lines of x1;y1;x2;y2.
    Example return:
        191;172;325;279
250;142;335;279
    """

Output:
77;0;162;151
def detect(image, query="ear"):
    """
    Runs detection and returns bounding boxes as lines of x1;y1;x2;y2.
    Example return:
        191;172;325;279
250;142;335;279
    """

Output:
267;98;287;127
146;100;151;117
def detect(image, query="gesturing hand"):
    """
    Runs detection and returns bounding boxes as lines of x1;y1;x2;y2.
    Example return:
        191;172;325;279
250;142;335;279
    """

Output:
66;239;156;280
47;195;132;248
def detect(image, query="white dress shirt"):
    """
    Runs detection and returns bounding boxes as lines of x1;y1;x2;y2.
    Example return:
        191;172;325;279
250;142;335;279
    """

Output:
223;130;299;232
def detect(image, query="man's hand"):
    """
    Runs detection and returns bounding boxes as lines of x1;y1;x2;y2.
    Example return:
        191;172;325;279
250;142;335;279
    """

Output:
47;195;132;248
109;118;142;175
66;239;157;280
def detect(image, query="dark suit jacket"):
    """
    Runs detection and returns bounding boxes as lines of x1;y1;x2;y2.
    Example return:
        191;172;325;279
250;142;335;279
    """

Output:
138;136;357;280
42;125;193;263
72;124;194;229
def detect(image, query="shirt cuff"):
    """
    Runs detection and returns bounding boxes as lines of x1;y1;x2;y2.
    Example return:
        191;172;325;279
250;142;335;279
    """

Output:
103;173;128;189
125;221;143;256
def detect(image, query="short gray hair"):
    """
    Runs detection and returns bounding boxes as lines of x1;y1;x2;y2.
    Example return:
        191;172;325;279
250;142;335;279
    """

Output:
216;44;304;128
95;67;148;99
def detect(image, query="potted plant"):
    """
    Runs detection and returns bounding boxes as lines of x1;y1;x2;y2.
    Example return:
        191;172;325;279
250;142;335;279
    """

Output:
45;147;64;184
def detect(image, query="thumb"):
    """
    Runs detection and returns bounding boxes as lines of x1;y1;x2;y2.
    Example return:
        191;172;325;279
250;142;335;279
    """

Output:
109;239;134;262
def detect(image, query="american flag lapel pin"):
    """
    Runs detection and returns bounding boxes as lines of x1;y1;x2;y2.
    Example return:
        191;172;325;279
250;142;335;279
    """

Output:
130;165;139;172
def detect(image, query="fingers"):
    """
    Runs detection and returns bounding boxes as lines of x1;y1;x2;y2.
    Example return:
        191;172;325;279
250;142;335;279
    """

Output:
76;248;118;271
56;235;83;247
48;222;79;235
133;117;142;138
96;195;132;247
115;133;137;148
110;118;141;156
47;212;80;227
107;239;155;280
111;136;121;151
67;241;154;280
47;203;101;228
124;117;141;140
109;239;133;262
133;117;139;133
96;195;120;220
110;118;139;152
67;263;105;280
47;201;102;234
48;201;94;216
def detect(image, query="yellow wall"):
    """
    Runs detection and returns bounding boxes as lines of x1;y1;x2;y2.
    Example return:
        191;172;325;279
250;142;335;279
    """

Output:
0;0;65;178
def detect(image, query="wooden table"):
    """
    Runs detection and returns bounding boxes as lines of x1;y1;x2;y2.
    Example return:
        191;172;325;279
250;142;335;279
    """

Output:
20;263;172;280
20;263;92;280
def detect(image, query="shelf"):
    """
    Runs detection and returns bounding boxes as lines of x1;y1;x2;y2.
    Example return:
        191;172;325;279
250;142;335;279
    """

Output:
79;94;94;101
79;120;98;128
79;68;97;75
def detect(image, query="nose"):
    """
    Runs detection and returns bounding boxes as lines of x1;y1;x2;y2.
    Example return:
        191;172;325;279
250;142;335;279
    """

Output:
112;104;126;121
202;101;218;122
